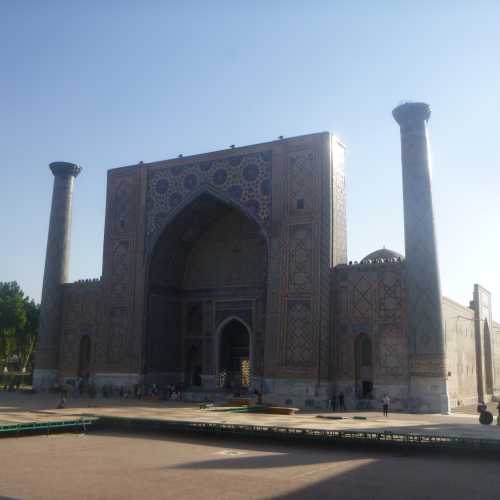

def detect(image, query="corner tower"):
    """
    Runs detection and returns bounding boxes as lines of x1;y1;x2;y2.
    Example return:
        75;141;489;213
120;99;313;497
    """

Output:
33;162;81;390
393;103;449;413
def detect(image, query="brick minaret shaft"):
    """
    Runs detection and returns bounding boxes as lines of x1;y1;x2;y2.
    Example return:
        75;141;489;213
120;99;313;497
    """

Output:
33;162;81;390
393;103;449;413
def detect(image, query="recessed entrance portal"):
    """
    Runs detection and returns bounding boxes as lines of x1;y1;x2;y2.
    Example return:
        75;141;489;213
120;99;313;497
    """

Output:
218;319;250;393
145;192;267;388
355;334;373;399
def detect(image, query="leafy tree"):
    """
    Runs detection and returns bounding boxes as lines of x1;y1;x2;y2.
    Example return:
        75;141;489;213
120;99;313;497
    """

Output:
0;282;39;372
0;282;26;330
18;299;39;372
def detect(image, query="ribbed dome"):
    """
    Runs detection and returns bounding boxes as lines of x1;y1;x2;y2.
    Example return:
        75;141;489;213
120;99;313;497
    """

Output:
362;248;404;261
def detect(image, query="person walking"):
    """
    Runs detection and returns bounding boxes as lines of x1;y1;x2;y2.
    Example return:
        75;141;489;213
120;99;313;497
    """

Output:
382;394;390;417
338;392;345;411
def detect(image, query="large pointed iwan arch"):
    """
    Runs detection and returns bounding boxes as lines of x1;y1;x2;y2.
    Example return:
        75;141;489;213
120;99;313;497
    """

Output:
147;185;271;255
144;189;268;389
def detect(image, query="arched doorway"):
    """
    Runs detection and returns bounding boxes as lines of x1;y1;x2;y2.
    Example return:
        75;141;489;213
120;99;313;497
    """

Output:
145;192;267;388
78;335;91;378
218;319;250;393
355;334;373;399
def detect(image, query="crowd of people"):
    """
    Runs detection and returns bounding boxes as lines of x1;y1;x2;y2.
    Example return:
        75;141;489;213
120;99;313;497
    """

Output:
57;376;186;403
2;380;22;392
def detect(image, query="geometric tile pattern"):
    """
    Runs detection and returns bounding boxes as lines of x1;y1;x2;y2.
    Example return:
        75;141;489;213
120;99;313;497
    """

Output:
400;127;445;358
37;172;79;366
107;307;127;364
333;263;405;382
377;324;405;376
288;224;313;292
351;274;373;320
110;241;129;298
378;270;402;320
113;177;133;234
58;281;101;376
285;300;313;367
60;327;78;371
288;150;315;214
336;321;354;378
145;151;272;251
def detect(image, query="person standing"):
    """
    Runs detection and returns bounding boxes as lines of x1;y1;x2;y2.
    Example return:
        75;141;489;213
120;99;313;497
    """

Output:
382;394;390;417
338;392;345;411
57;385;68;409
331;391;337;412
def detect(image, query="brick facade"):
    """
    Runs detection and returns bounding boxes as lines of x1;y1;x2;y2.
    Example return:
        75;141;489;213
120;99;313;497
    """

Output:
37;129;499;411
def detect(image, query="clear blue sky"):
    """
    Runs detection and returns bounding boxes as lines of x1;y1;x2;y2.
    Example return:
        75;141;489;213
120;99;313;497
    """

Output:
1;1;499;318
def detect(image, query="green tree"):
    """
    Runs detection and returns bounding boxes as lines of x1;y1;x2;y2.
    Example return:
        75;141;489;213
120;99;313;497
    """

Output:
0;282;39;372
17;298;39;372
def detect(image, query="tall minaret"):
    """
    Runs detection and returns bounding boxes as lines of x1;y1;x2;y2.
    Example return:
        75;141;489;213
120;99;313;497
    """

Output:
393;102;449;413
33;162;81;390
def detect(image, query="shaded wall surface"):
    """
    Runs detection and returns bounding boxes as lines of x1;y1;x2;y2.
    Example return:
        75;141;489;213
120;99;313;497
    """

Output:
59;280;102;378
333;260;408;408
442;297;478;407
494;321;500;394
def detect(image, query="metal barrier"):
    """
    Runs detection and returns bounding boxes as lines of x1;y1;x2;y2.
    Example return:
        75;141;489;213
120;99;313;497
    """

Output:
3;415;499;451
96;417;500;451
0;417;97;438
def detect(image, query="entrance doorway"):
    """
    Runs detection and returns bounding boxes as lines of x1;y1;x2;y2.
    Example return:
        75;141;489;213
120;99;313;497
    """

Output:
78;335;91;378
355;334;373;399
218;319;250;393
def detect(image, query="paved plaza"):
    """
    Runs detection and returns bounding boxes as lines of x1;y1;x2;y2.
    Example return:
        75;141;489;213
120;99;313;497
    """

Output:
1;393;500;499
1;430;500;500
1;393;500;442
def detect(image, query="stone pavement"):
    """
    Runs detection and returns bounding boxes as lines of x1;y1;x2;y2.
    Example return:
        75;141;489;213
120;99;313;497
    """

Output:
3;431;500;500
1;392;500;442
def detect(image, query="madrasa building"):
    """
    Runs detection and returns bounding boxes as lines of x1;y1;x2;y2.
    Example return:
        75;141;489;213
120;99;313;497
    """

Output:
33;102;500;413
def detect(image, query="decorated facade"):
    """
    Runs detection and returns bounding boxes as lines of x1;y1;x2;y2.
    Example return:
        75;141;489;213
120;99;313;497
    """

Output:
33;103;500;412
